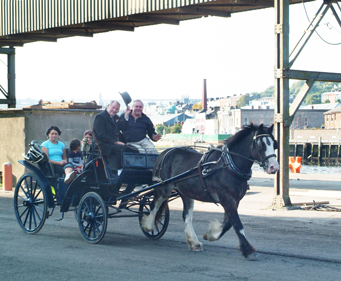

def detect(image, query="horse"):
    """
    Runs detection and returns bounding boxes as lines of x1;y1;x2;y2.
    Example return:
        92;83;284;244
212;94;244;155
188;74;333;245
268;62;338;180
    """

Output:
140;124;279;259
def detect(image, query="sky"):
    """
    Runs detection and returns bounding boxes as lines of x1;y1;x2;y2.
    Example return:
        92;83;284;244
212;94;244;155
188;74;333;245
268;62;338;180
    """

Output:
0;0;340;104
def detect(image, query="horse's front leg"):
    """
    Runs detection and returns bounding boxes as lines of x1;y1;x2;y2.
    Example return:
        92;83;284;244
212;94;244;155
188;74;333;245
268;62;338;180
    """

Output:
217;194;257;259
228;209;257;260
182;196;203;251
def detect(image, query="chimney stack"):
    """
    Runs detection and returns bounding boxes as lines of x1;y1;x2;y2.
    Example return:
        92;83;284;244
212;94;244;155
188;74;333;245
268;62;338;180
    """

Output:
202;79;207;111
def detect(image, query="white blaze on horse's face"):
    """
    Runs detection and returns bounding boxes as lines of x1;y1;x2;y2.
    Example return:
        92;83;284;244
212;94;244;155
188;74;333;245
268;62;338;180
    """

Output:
263;137;279;174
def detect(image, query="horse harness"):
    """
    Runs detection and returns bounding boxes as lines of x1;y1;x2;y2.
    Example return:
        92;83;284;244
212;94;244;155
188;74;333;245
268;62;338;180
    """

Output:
199;131;277;181
154;133;276;203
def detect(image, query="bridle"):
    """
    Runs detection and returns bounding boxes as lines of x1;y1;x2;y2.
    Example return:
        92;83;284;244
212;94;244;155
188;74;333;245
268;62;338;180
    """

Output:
252;133;277;169
198;133;277;182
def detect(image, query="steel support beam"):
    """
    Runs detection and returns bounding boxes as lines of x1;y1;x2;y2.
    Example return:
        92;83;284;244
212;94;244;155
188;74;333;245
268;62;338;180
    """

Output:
272;0;341;208
289;1;332;68
288;79;315;124
7;35;57;42
7;47;16;108
127;15;180;25
330;4;341;28
284;69;341;81
273;0;291;208
82;22;134;31
0;47;15;108
178;7;231;17
0;47;15;55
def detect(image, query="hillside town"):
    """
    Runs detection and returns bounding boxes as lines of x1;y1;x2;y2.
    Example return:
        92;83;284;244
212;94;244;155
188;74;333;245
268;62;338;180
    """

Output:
144;89;341;136
8;87;341;137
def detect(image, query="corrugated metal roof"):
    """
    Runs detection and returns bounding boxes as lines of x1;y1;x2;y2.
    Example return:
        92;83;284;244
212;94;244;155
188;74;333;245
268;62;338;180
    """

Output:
0;0;308;47
324;104;341;114
301;103;341;110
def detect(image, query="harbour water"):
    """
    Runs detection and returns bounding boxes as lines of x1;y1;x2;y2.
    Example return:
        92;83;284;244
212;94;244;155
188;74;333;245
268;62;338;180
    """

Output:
299;164;341;174
252;164;341;174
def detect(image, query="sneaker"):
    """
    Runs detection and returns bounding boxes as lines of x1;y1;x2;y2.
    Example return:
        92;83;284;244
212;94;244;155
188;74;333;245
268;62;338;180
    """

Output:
64;171;76;184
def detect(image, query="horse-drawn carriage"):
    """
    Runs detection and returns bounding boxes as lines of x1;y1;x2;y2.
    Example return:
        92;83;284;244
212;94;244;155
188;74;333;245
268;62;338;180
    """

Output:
14;124;279;259
14;141;176;243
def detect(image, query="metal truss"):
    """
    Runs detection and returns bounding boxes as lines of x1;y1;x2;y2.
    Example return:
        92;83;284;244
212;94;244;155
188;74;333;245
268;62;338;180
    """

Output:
273;0;341;208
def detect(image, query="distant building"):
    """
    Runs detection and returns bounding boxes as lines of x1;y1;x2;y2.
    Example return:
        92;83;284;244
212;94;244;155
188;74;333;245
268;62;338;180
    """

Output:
216;103;340;134
321;91;341;103
166;105;176;114
98;93;103;106
182;118;196;134
181;95;189;104
249;97;274;107
194;113;206;134
144;103;166;115
218;94;244;108
218;107;275;134
182;113;218;134
324;106;341;129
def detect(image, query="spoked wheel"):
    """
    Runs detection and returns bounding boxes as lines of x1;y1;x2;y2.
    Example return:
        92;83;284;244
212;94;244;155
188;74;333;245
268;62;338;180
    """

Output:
14;173;48;234
139;199;170;239
77;192;108;244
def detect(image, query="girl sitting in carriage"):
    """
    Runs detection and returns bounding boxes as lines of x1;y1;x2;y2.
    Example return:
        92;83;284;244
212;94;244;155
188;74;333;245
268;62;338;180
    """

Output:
68;138;83;174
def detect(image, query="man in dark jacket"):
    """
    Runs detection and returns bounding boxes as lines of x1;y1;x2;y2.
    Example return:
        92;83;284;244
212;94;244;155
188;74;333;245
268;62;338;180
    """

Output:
120;99;161;154
93;100;134;172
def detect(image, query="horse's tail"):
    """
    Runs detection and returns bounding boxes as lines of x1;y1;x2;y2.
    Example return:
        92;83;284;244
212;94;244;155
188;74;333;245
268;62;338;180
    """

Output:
153;146;198;181
153;148;175;181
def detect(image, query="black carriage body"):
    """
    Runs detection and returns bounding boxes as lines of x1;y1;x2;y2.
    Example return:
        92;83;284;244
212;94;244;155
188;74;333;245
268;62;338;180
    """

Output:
18;144;158;211
60;153;158;212
15;141;171;243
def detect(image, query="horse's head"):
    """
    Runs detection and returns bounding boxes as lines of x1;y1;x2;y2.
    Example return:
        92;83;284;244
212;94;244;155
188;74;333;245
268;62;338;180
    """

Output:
251;124;279;174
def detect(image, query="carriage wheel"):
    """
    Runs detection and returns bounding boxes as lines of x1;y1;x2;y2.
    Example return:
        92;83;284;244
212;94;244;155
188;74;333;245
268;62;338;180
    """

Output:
138;200;169;239
14;173;48;234
77;192;108;244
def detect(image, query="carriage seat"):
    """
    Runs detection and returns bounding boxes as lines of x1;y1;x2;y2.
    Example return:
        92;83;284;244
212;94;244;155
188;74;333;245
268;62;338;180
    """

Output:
122;152;158;169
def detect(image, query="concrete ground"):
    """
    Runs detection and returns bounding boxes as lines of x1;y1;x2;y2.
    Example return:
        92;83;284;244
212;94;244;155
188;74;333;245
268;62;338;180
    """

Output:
165;171;341;263
2;170;341;265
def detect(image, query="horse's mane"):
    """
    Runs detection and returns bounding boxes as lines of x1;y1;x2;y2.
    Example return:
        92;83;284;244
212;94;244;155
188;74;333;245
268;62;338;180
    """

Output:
219;124;260;149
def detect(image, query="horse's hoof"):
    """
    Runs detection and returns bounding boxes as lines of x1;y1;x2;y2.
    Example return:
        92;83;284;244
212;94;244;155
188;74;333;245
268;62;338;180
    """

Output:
191;245;203;252
246;252;259;261
203;233;208;240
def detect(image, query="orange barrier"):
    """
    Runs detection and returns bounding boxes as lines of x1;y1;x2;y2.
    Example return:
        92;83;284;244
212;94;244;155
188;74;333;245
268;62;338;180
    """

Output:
289;157;302;173
3;163;13;191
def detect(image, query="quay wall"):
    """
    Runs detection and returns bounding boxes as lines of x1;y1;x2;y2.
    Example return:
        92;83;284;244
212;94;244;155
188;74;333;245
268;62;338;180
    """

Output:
289;129;341;164
290;129;341;142
161;129;341;165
